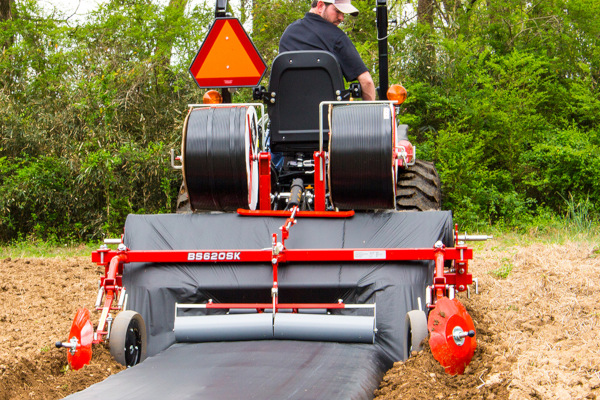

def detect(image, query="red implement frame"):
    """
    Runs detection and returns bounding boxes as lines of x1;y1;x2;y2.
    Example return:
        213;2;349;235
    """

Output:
90;207;473;338
91;250;127;344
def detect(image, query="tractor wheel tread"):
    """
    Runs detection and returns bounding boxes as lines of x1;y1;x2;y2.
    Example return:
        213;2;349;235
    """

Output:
396;169;439;186
396;159;442;211
396;179;440;200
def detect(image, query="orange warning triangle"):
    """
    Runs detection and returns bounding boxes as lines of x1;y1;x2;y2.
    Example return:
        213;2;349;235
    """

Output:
195;22;259;79
189;18;267;88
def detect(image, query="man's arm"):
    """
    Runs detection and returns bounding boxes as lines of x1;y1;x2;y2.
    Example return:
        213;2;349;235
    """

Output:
357;71;376;100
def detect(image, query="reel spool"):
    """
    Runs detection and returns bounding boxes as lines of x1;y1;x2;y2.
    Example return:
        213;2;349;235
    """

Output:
328;104;396;210
182;106;259;211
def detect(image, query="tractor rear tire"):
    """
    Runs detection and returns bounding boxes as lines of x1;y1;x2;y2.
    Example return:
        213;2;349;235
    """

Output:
404;310;428;359
396;159;442;211
110;311;147;368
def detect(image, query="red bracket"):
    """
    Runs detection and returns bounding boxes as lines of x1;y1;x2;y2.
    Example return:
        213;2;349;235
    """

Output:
258;152;271;210
313;151;326;211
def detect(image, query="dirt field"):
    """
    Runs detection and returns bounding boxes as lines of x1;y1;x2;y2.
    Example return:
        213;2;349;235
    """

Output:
1;239;599;399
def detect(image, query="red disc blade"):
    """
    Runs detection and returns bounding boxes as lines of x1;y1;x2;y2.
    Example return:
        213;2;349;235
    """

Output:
428;297;476;375
66;308;94;370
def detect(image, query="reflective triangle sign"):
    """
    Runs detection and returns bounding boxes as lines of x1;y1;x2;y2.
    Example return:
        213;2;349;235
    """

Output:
189;18;267;88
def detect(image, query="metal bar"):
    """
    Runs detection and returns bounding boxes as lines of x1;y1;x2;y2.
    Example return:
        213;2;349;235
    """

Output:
221;89;232;104
170;149;183;170
457;234;493;241
94;286;104;309
237;209;354;218
178;303;271;309
215;0;228;18
117;288;126;309
376;0;389;100
92;247;473;264
176;303;374;310
279;303;374;309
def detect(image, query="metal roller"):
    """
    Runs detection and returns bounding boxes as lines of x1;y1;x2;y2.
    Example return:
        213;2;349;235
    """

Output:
174;313;273;342
182;105;259;211
328;104;396;210
174;312;376;344
273;313;376;344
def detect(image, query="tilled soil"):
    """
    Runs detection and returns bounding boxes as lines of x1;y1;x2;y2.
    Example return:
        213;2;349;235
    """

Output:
1;240;599;399
0;256;125;400
375;241;600;400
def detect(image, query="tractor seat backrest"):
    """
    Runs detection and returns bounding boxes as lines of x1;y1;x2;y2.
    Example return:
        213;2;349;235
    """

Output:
268;51;345;153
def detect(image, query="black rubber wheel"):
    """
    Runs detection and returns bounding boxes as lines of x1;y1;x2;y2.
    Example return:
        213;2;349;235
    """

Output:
110;311;147;367
403;310;428;360
396;159;442;211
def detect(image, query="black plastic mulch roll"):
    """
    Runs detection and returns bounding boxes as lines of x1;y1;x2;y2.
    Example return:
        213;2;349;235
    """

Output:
183;106;252;211
328;104;395;210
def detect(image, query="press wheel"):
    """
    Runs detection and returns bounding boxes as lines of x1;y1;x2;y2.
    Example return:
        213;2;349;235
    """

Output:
404;310;428;359
110;311;147;367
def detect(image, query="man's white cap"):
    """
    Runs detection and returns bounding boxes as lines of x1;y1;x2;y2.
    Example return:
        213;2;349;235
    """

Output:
322;0;359;17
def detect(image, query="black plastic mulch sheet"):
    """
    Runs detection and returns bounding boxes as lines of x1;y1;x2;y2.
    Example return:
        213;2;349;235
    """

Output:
65;211;453;400
65;341;388;400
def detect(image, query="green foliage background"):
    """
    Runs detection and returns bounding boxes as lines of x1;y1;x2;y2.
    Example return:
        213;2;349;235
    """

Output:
0;0;598;243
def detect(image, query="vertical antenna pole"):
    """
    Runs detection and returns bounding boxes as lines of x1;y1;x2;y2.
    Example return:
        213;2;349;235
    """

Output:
376;0;389;100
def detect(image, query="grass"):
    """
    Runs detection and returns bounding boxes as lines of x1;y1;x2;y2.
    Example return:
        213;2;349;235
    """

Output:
1;195;598;259
491;258;514;279
457;193;599;247
0;240;102;259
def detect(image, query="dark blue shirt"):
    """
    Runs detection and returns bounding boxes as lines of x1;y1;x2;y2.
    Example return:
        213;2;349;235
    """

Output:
279;13;368;82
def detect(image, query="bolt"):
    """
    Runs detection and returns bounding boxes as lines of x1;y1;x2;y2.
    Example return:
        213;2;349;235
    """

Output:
452;326;474;346
458;268;465;274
